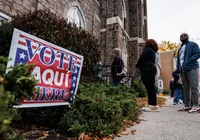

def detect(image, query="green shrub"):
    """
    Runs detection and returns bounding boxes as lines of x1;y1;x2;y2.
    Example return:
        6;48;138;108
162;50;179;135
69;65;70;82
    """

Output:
132;80;147;97
0;56;37;139
4;64;37;104
59;83;138;137
0;88;16;133
18;83;138;138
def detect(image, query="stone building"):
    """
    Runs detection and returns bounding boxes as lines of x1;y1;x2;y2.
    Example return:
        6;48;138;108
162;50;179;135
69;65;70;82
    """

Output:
0;0;147;77
160;50;174;91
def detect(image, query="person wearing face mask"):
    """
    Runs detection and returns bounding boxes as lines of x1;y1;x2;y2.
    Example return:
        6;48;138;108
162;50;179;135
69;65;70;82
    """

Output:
177;33;200;113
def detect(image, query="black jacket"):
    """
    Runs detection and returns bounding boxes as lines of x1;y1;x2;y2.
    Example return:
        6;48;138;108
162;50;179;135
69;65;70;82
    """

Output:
111;56;124;76
136;47;156;74
173;77;182;88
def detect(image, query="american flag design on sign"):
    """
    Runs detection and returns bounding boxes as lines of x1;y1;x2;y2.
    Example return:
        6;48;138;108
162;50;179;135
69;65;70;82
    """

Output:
7;29;83;108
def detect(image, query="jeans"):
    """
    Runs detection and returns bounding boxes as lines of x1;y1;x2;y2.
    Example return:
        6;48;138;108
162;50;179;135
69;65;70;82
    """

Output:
173;88;184;104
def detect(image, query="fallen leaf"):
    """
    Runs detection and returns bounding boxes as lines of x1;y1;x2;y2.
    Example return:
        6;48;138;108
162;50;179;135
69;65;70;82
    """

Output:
122;126;127;131
128;120;134;126
138;112;143;115
115;133;121;137
121;131;129;135
133;122;137;125
78;132;85;140
108;134;115;139
127;125;131;128
136;120;140;124
131;129;136;135
83;134;91;140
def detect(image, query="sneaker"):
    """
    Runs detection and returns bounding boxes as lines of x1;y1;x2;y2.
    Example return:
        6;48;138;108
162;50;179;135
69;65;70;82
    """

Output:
144;105;160;108
149;105;160;110
141;105;160;112
177;106;191;111
156;105;160;109
179;101;183;104
173;103;177;105
188;106;200;113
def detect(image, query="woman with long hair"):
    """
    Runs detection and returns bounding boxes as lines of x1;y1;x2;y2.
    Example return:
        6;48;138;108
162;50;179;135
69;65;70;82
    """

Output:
136;39;160;112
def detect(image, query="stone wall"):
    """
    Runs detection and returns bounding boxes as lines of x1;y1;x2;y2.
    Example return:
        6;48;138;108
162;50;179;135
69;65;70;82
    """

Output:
0;0;36;16
37;0;65;15
129;0;139;38
0;0;101;40
104;22;124;63
99;0;129;65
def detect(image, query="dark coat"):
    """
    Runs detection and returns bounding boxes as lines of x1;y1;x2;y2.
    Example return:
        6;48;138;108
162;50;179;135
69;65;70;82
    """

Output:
177;41;200;72
111;56;124;76
136;47;156;74
172;70;182;88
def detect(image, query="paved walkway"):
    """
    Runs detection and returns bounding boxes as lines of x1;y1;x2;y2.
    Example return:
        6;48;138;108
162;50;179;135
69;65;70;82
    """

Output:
115;97;200;140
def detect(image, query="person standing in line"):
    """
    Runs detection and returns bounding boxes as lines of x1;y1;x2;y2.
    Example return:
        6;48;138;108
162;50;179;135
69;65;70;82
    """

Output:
136;39;160;112
111;48;124;86
96;59;103;82
177;33;200;112
172;70;184;105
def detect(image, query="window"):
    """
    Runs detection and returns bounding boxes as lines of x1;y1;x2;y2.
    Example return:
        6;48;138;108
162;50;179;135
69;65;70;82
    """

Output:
67;7;85;28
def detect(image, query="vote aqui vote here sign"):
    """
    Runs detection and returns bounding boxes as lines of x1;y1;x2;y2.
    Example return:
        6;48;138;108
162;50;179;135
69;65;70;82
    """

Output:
7;29;84;108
